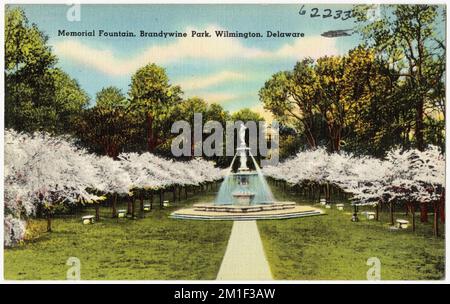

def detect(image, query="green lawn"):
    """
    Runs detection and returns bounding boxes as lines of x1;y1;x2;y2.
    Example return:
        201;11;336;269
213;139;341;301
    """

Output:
5;185;445;281
4;191;232;280
259;186;445;280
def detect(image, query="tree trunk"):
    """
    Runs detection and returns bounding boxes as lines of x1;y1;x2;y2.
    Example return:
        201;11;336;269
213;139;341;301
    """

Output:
105;144;119;159
140;193;144;212
150;192;153;210
127;197;132;214
112;193;117;218
415;97;425;151
420;203;428;223
131;197;135;218
178;186;182;201
46;213;52;232
375;203;379;221
389;202;394;226
173;187;176;202
95;204;100;221
433;201;439;237
407;202;416;232
185;187;188;199
159;189;164;207
440;191;445;224
146;112;157;152
326;182;330;202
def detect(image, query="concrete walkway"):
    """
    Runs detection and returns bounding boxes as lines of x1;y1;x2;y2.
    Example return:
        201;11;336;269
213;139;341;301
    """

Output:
216;220;273;280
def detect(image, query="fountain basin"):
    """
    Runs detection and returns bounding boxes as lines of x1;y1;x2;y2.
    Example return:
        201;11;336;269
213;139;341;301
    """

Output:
232;191;255;206
194;202;295;212
170;202;325;220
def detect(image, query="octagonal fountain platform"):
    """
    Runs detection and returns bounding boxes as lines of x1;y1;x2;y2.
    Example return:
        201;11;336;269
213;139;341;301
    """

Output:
170;202;324;221
170;125;324;221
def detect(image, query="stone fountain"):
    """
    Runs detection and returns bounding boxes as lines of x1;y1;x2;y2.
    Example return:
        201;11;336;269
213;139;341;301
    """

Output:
171;124;323;220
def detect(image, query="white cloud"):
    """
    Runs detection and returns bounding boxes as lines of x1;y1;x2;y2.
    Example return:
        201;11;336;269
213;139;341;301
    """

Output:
53;25;339;76
273;36;340;59
175;70;247;91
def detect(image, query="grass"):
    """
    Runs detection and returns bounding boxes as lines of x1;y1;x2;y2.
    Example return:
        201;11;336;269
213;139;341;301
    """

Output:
258;185;445;280
4;191;232;280
5;184;446;281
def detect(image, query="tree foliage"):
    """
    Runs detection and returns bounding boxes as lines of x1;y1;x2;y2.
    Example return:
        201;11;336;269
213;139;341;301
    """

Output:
353;4;445;151
4;7;89;134
261;4;445;156
4;130;223;246
260;47;392;153
74;87;140;158
129;64;183;152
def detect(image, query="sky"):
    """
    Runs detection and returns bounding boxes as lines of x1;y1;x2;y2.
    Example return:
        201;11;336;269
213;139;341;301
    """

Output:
17;4;363;118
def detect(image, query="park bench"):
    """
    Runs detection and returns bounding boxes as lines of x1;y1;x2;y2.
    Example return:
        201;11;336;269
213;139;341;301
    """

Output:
319;198;327;205
163;200;170;207
396;219;409;229
336;203;344;211
366;212;376;220
143;204;151;211
117;209;127;218
81;215;95;225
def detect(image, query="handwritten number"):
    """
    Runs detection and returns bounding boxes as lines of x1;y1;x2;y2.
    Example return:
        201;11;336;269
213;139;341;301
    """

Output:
323;9;332;18
298;5;306;15
342;10;352;20
334;10;342;19
310;8;320;18
298;6;353;20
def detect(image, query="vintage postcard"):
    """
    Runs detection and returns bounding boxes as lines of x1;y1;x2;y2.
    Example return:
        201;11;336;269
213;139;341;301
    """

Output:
1;1;447;288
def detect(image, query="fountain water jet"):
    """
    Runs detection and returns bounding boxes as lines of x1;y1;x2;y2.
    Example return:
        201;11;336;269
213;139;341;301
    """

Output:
171;125;324;220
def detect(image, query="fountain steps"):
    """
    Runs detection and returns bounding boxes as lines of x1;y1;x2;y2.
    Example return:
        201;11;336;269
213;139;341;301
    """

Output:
170;124;326;221
193;202;296;213
170;209;323;221
170;204;325;221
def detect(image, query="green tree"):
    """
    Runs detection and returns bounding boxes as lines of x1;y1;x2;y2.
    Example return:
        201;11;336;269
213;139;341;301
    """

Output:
128;63;183;152
315;48;392;152
5;7;88;133
170;97;230;161
206;103;231;124
96;86;128;108
75;87;139;158
259;60;321;149
231;108;264;123
260;48;392;152
353;4;445;151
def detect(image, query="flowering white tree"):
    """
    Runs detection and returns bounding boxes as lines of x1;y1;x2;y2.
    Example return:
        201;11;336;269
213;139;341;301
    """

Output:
92;156;132;218
4;131;100;244
263;145;445;233
409;147;445;234
4;130;224;246
118;153;223;211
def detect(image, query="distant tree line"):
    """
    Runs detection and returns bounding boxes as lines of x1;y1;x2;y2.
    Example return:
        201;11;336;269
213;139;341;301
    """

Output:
260;4;445;157
4;7;264;167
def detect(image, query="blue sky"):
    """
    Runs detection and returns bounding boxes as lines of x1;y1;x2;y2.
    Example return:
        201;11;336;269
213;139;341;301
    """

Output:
18;4;363;117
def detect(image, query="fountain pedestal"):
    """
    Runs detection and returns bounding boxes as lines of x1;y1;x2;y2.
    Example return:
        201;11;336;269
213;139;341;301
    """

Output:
232;191;255;206
170;124;324;220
